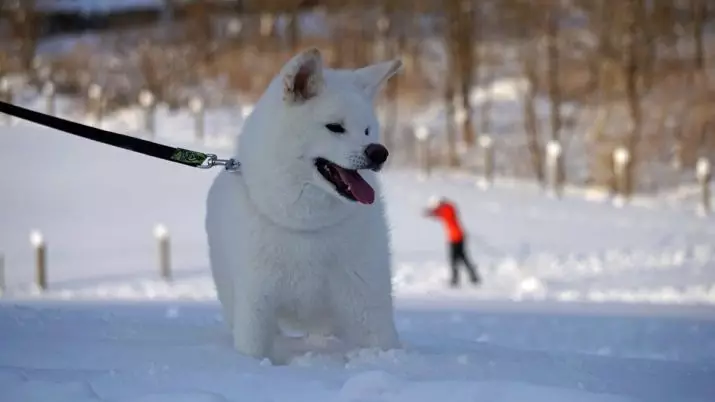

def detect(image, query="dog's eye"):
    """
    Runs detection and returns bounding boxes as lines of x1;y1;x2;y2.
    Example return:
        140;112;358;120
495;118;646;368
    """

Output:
364;127;370;136
325;123;346;134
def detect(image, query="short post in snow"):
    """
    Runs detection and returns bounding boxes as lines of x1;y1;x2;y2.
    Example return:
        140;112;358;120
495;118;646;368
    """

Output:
696;157;711;216
42;81;56;116
241;105;253;121
139;89;156;135
226;17;243;42
189;96;205;142
414;125;431;179
0;77;13;124
477;134;494;189
546;140;564;197
612;146;631;206
37;65;52;83
154;224;171;281
30;230;47;291
88;83;104;126
260;13;274;37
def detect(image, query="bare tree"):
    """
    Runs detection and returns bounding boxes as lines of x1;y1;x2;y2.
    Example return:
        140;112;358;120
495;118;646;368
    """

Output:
455;0;477;147
507;0;546;183
623;0;642;196
184;0;214;62
379;0;405;153
478;65;494;136
443;0;462;167
285;0;301;53
351;0;370;68
635;0;655;89
4;0;38;72
327;0;345;67
691;0;707;73
522;43;545;184
546;2;562;143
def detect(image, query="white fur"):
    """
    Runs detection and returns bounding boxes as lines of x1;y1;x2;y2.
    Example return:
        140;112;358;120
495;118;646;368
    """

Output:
205;48;402;363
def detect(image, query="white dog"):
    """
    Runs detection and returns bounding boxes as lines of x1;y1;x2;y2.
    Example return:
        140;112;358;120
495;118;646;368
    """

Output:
205;48;402;363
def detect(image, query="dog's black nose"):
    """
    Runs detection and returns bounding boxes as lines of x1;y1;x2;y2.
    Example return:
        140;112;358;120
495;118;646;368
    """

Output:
365;143;389;166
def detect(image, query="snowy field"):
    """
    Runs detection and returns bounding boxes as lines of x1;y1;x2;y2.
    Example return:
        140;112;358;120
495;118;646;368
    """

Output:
1;100;715;401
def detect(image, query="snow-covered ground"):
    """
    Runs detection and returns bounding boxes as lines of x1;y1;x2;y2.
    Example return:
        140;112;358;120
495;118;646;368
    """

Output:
1;98;715;401
2;299;714;402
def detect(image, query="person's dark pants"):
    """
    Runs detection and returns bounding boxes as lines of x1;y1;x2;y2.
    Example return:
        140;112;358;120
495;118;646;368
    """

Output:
449;239;480;286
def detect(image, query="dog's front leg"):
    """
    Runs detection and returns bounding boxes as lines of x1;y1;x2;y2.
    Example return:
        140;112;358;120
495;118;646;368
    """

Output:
231;284;277;361
330;282;401;351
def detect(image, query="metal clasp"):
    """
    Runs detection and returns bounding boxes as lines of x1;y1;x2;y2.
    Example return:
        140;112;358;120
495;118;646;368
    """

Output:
199;154;241;172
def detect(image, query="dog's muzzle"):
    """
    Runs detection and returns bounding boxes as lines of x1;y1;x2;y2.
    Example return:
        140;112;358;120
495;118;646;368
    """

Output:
364;143;389;171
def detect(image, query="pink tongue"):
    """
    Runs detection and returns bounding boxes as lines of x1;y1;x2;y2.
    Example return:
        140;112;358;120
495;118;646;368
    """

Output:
337;168;375;204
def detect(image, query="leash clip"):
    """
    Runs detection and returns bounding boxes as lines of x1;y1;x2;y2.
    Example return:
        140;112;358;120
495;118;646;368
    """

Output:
199;154;241;172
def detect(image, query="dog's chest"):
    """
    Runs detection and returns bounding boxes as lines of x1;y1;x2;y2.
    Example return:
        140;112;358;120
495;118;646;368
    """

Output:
253;224;344;311
259;221;340;273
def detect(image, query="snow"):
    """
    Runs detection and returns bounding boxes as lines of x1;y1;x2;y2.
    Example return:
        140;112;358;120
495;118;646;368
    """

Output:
1;300;714;402
1;95;715;401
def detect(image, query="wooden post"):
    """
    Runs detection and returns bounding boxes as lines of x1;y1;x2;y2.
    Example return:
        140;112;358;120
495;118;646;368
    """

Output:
260;13;274;37
671;142;684;171
241;105;253;121
414;125;431;179
42;81;56;116
189;96;205;141
0;77;12;124
154;224;171;281
546;140;564;197
227;17;242;42
37;65;52;83
696;157;711;216
30;230;47;291
612;146;631;206
376;15;390;61
88;83;104;126
139;89;156;135
477;135;494;189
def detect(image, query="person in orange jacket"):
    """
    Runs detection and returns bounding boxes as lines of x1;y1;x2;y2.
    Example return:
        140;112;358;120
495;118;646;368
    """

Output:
423;196;481;287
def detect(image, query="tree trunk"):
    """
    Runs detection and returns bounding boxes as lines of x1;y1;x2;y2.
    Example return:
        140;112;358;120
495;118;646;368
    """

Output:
623;0;641;196
456;0;476;147
636;0;654;89
9;0;39;73
286;5;300;53
444;77;460;168
546;4;561;143
443;0;461;167
691;0;706;72
381;0;406;155
479;65;493;136
328;0;344;67
523;51;545;184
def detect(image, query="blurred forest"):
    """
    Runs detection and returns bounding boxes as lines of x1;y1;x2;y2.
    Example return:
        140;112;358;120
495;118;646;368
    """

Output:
0;0;714;194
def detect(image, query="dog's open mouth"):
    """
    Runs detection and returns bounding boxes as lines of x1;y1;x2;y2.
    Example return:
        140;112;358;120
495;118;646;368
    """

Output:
314;158;375;205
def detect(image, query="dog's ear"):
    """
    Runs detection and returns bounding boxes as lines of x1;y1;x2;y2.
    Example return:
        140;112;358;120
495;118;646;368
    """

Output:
282;48;324;104
353;59;403;99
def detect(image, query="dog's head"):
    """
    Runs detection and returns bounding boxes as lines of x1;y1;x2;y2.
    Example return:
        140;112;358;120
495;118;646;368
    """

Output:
242;48;401;207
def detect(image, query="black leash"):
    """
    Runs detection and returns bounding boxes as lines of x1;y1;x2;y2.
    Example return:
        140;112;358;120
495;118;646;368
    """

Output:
0;100;239;171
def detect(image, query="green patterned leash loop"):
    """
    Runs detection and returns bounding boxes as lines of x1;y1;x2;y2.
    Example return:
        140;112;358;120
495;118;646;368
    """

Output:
174;150;241;171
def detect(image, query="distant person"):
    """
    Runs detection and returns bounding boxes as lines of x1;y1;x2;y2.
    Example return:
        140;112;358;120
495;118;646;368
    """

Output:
423;196;481;287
